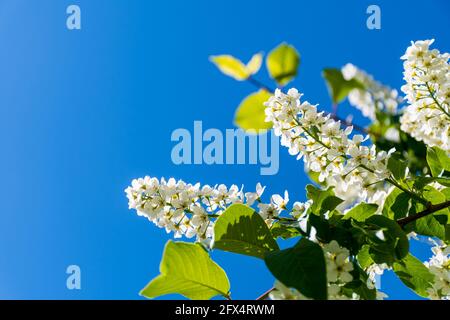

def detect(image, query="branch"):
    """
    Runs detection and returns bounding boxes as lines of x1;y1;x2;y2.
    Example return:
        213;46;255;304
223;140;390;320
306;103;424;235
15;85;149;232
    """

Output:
256;287;275;300
397;200;450;227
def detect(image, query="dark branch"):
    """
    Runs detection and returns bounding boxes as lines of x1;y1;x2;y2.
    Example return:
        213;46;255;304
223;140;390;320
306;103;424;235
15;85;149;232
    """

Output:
397;200;450;227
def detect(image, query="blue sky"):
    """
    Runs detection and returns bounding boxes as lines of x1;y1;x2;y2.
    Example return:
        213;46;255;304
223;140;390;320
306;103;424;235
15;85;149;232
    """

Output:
0;0;448;299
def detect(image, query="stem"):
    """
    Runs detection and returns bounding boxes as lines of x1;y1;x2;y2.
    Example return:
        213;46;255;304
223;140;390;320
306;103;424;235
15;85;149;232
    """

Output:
247;76;275;92
397;200;450;227
426;82;450;119
256;287;275;300
386;178;431;207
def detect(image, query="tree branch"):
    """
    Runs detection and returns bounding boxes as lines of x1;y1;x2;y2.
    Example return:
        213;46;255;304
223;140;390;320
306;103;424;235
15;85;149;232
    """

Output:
397;200;450;227
255;287;275;300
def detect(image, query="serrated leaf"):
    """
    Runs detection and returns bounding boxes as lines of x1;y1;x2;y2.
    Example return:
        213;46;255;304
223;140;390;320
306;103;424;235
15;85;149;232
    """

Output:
322;68;364;104
393;254;434;297
357;245;374;269
343;203;378;222
234;90;273;131
210;55;249;81
141;241;230;300
427;146;450;177
306;185;343;216
213;204;279;259
265;238;327;300
266;43;300;85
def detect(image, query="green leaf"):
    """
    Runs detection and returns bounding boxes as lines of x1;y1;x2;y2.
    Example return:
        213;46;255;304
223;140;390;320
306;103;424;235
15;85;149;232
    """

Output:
141;241;230;300
381;187;411;220
234;90;273;131
322;68;364;104
427;146;450;177
306;185;343;216
270;222;301;240
245;52;263;75
357;245;374;269
364;215;409;265
213;204;279;259
343;203;378;222
210;55;249;80
393;254;434;298
266;43;300;85
387;155;408;180
265;238;327;300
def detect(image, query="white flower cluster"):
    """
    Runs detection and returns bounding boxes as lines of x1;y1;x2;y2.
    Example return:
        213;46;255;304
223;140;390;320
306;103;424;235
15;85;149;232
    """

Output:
264;88;394;206
425;243;450;300
125;177;305;243
342;63;401;120
323;240;357;300
400;39;450;152
125;176;245;244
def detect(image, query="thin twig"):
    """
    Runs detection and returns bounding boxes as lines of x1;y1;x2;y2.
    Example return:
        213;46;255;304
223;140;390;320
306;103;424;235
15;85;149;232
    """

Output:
256;287;275;300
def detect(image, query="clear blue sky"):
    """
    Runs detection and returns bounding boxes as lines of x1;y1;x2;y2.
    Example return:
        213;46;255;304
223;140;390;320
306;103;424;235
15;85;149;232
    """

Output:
0;0;448;299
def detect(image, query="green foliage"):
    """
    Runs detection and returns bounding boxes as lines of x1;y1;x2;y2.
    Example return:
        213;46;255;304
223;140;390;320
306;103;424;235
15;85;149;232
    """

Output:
234;90;273;131
387;154;408;180
363;215;409;265
210;53;262;81
322;68;364;104
306;185;343;216
393;254;434;297
427;146;450;177
266;43;300;86
265;238;327;300
270;222;302;240
141;241;230;300
343;203;378;222
213;204;279;259
382;187;411;220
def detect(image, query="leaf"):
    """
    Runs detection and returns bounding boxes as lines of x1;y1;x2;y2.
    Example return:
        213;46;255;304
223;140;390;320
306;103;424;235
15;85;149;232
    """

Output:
141;241;230;300
266;43;300;85
387;154;408;180
393;254;434;298
213;204;279;259
245;53;263;75
270;222;301;240
210;55;248;80
265;238;327;300
357;245;374;269
427;146;450;177
322;68;364;104
306;185;343;216
343;203;378;222
234;90;273;131
381;188;411;220
365;215;409;265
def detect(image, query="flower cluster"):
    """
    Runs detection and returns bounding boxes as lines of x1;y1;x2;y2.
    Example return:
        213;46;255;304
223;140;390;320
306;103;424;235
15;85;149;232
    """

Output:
125;177;306;243
264;88;394;206
400;39;450;151
342;63;402;120
425;243;450;300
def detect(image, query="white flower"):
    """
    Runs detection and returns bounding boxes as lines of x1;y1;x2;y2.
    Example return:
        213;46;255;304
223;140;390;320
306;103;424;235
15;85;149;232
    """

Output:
245;183;266;205
400;40;450;152
271;190;289;210
323;240;354;284
342;63;402;120
425;242;450;300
